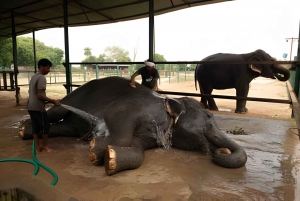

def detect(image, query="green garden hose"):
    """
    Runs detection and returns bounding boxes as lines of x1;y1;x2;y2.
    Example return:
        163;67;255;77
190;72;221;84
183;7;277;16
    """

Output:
0;158;39;175
31;141;58;186
0;141;58;186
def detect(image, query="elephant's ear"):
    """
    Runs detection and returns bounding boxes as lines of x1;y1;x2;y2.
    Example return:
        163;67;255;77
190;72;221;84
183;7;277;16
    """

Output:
164;98;185;124
248;55;262;74
249;64;262;74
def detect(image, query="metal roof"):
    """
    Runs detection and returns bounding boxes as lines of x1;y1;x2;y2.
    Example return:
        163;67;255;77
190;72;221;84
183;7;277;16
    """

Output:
0;0;231;39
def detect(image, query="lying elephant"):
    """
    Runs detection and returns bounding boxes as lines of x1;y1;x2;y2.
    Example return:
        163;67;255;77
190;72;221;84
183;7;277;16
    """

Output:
19;77;247;175
195;49;290;113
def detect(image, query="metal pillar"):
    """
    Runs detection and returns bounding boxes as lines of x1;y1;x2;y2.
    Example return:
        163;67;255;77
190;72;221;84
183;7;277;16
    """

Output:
297;21;300;63
149;0;154;61
11;11;20;106
296;22;300;99
63;0;71;94
32;31;37;73
96;65;99;79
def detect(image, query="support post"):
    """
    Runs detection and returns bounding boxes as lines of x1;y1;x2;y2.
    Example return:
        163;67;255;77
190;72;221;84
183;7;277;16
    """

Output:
84;67;86;82
149;0;154;61
63;0;71;94
11;11;20;106
96;65;99;79
32;31;37;73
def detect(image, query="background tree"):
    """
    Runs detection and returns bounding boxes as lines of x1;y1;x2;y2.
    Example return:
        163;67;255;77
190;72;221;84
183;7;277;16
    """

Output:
17;37;35;67
0;38;13;67
97;53;106;62
154;53;167;71
0;37;64;69
81;56;97;69
103;46;131;62
84;47;92;58
187;64;197;71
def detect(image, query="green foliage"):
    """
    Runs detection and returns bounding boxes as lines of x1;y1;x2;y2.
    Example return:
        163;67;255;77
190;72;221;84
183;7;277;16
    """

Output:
80;56;97;69
188;64;197;71
84;47;92;57
154;53;166;70
34;39;64;68
103;46;131;62
17;37;34;67
98;54;106;62
0;38;13;67
0;36;64;69
226;126;248;135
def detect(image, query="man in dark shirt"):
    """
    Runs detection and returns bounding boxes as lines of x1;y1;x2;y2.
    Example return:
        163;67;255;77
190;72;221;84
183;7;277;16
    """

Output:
129;60;159;91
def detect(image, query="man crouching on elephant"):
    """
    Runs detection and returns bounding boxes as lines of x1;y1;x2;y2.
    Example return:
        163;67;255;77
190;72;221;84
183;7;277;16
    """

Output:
129;60;160;91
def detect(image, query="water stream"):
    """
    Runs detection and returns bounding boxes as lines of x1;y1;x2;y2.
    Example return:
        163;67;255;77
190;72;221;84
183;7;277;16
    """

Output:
60;104;109;139
60;104;171;148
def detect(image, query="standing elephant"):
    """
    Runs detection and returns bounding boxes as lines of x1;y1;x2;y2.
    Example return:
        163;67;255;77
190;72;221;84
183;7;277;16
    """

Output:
195;49;290;113
19;77;247;175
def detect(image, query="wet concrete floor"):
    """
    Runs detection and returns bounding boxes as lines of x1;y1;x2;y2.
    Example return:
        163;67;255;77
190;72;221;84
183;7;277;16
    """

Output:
0;103;300;200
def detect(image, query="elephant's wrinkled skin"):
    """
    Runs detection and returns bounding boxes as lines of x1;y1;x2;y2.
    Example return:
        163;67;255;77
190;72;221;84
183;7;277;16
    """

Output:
19;77;247;175
195;49;290;113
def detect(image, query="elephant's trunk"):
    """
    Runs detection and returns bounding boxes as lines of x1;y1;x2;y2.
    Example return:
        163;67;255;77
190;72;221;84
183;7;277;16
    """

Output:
273;65;290;81
205;128;247;168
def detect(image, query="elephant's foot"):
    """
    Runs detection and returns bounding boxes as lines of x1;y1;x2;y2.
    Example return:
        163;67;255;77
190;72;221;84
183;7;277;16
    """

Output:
208;106;219;111
89;136;108;166
105;145;144;176
207;102;218;111
19;119;33;140
235;108;248;114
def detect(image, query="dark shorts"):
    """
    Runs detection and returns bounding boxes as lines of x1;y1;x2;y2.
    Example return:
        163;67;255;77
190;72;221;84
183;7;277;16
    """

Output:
28;110;50;135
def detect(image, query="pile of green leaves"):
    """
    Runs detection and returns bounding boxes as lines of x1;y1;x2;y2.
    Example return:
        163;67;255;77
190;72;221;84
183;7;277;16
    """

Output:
226;126;248;135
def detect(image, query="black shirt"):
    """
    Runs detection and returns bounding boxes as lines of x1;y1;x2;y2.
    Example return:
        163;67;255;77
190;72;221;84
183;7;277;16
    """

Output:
137;66;159;88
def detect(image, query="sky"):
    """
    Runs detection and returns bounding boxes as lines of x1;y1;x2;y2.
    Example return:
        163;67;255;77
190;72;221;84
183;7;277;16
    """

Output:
23;0;300;63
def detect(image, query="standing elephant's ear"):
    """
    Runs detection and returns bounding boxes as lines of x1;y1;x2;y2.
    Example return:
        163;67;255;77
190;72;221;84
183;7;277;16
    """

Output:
248;55;262;74
164;98;185;124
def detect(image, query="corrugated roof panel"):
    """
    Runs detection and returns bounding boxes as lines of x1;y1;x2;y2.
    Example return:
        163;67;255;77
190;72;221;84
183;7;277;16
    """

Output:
0;0;232;39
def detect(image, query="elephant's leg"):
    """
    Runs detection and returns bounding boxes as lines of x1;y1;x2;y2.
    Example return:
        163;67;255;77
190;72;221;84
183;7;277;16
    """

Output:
19;115;86;140
201;82;218;111
200;85;208;109
89;135;110;165
235;85;249;113
105;143;144;176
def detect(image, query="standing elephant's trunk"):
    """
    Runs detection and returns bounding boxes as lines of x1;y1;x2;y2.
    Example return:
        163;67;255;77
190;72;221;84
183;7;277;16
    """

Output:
273;65;290;81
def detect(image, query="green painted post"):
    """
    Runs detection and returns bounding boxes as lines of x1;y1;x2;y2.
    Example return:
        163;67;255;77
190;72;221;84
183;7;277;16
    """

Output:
96;64;99;79
185;64;187;81
70;64;73;92
84;67;86;82
177;66;179;83
169;64;171;84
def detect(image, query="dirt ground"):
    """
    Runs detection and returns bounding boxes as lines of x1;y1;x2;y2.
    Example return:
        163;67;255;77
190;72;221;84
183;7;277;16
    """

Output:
0;77;300;200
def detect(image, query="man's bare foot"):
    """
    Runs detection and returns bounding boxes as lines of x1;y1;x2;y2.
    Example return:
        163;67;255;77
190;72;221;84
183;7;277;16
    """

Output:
42;146;54;153
36;147;43;153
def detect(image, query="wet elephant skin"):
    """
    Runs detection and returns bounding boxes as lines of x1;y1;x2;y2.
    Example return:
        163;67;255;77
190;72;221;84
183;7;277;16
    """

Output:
19;76;247;175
